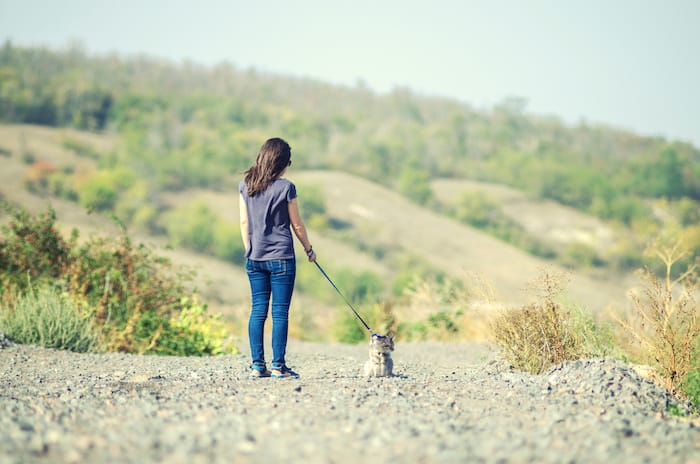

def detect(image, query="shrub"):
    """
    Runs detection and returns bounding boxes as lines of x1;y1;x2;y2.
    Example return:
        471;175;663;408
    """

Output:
0;285;99;352
333;310;368;344
162;200;216;253
333;301;396;344
394;276;468;341
614;239;699;395
298;183;327;219
157;296;237;356
490;269;611;374
0;204;72;291
558;243;605;269
77;169;135;212
212;221;245;263
398;167;433;205
0;205;238;356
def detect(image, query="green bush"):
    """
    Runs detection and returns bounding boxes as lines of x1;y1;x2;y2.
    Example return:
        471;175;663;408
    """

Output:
77;169;135;212
162;200;216;252
161;200;244;261
0;204;72;291
558;243;605;269
0;285;99;352
333;310;367;344
298;183;327;218
0;205;238;356
212;221;245;262
333;301;395;344
398;167;433;205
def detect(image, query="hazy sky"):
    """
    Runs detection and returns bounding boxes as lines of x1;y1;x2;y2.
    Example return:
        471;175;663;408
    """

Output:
1;0;699;146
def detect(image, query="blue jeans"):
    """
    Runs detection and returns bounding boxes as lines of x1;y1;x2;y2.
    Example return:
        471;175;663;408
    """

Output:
246;258;296;370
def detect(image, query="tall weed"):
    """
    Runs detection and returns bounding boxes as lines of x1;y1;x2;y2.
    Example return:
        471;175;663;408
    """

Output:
614;239;699;395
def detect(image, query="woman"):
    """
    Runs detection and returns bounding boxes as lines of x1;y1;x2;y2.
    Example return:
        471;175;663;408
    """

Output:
239;137;316;379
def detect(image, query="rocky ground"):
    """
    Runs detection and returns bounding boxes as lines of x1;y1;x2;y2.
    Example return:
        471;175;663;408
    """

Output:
1;336;699;463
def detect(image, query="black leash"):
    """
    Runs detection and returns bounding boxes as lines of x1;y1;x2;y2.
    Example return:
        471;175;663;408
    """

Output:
314;261;373;333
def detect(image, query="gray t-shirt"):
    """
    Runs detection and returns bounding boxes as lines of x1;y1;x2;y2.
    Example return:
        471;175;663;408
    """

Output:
239;178;297;260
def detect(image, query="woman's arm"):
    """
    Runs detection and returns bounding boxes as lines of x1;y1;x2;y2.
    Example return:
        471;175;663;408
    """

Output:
288;198;316;262
239;193;249;252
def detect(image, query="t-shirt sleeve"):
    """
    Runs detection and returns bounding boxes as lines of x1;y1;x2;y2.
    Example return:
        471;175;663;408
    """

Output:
287;182;297;202
238;180;246;195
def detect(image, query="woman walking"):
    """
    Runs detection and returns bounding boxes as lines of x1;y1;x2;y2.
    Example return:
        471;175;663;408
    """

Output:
239;137;316;379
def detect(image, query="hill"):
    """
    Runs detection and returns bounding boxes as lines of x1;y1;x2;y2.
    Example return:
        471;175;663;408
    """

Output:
0;124;633;318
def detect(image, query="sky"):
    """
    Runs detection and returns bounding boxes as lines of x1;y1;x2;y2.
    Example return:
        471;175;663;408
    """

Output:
1;0;699;146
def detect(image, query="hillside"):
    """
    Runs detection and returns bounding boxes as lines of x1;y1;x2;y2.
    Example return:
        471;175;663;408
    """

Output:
431;178;618;255
0;124;633;318
291;170;630;311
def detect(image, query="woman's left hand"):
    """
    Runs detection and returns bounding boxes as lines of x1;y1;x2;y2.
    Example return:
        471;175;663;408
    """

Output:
307;248;317;263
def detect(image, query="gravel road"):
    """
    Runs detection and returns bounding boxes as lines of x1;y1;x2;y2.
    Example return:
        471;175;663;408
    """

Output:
1;336;698;463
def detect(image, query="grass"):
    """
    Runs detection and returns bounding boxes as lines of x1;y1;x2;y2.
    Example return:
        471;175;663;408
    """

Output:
0;285;99;352
489;269;614;374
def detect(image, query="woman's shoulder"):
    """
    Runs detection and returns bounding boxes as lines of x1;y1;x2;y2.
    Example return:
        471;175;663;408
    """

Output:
274;178;296;189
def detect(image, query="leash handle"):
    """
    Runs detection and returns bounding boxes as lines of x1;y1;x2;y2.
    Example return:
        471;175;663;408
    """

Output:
314;261;373;333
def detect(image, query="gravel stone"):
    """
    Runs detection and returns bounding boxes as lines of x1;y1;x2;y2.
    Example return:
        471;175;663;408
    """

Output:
0;332;12;349
1;341;698;463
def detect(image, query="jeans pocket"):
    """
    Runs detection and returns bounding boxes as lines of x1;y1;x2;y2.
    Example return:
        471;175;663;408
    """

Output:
245;259;255;273
268;259;287;276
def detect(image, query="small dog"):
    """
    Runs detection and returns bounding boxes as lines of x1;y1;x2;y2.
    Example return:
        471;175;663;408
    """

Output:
363;332;395;377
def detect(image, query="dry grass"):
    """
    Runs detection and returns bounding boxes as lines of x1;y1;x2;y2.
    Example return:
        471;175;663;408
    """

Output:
613;239;699;394
489;269;612;374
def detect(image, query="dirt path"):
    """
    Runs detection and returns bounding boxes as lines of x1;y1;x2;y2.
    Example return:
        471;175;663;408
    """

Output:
1;340;698;463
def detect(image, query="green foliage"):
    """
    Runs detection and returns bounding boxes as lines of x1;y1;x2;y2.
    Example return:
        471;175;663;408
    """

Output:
296;261;384;305
398;167;433;205
0;204;71;290
558;243;605;269
396;310;464;342
62;137;101;159
0;205;238;356
297;182;329;229
0;285;99;353
161;200;244;262
156;296;237;356
333;301;396;344
333;310;367;344
449;191;557;260
77;169;135;212
163;200;216;252
686;367;700;411
3;43;699;271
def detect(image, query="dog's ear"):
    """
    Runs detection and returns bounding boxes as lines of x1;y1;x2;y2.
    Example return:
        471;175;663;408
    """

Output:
387;330;395;340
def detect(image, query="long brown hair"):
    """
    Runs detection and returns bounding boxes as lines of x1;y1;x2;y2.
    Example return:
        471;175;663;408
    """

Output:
244;138;291;196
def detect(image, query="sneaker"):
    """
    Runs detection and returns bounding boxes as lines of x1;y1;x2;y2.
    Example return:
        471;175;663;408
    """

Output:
249;367;271;379
270;366;300;379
